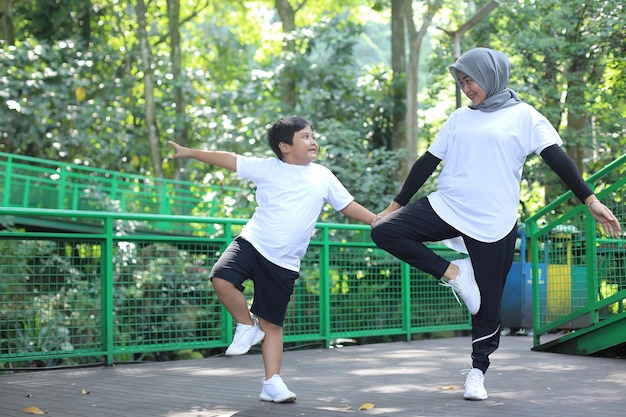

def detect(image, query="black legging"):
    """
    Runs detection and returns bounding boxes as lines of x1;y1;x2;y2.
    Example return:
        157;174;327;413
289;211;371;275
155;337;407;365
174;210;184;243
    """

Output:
371;197;517;373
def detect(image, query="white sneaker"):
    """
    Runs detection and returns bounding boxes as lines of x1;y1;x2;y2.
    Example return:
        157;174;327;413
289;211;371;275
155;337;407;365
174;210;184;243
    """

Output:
224;318;265;356
440;258;481;315
259;374;297;403
463;368;488;400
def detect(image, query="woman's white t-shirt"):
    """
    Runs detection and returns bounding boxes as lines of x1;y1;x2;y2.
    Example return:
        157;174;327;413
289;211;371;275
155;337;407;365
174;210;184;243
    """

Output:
427;103;563;243
236;156;354;271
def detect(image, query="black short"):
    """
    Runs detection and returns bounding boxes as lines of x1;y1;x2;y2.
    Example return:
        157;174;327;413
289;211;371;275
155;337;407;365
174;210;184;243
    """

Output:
210;237;299;326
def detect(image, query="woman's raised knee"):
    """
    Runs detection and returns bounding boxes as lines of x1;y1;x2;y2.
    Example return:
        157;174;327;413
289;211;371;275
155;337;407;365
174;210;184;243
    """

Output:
370;223;391;247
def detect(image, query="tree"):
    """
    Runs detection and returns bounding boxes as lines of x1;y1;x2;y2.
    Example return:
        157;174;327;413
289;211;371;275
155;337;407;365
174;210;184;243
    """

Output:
270;0;372;111
274;0;301;111
167;0;188;181
15;0;93;45
390;0;443;180
135;0;163;177
389;0;407;173
405;1;443;170
0;0;15;45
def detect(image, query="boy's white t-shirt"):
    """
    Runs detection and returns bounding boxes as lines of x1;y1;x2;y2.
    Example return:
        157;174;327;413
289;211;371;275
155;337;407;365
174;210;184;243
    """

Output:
427;103;563;243
236;155;354;271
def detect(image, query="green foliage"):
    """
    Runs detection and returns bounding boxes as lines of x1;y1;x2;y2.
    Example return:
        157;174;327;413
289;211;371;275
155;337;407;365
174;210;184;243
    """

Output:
169;13;402;216
0;237;224;366
0;239;100;366
0;232;466;366
0;0;623;215
318;118;401;217
1;2;402;218
15;0;97;44
286;16;401;214
112;242;222;356
0;38;144;170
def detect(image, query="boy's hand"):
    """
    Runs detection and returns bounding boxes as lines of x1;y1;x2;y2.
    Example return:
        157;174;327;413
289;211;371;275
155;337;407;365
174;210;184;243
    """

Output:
376;201;402;220
168;141;190;159
370;214;382;226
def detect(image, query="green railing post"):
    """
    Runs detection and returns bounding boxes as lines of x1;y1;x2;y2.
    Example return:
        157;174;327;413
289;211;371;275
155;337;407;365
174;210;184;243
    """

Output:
319;227;331;347
23;179;31;207
103;215;115;365
72;186;80;210
160;180;168;215
221;224;235;345
2;155;12;206
58;167;67;210
584;214;600;325
111;175;118;201
159;181;170;232
401;262;412;340
527;221;541;347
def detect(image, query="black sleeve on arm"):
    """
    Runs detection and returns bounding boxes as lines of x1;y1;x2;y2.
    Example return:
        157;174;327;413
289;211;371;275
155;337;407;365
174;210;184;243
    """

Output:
540;144;594;203
394;151;441;206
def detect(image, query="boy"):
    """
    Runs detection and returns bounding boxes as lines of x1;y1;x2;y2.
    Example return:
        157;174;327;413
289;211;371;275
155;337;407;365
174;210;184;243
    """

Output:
168;116;377;403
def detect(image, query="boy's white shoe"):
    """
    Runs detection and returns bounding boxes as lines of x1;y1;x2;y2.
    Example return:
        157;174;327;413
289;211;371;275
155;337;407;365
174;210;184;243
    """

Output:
259;374;297;403
463;368;488;400
441;258;481;315
224;318;265;356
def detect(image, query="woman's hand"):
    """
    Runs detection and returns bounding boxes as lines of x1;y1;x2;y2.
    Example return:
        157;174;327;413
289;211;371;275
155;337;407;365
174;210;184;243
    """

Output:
588;201;622;237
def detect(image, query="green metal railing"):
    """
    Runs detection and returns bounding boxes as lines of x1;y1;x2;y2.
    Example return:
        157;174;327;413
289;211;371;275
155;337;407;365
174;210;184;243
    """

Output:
0;152;250;235
526;154;626;350
4;149;624;366
0;207;469;367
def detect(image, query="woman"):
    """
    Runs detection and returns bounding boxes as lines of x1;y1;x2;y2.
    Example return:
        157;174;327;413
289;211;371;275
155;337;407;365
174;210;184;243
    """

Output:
371;47;621;401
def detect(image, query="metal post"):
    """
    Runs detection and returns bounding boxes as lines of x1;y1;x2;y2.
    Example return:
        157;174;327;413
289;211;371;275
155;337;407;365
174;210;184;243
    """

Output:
439;1;500;108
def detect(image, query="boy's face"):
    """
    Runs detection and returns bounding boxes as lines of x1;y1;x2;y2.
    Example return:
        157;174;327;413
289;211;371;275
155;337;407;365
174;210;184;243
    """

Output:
280;125;318;165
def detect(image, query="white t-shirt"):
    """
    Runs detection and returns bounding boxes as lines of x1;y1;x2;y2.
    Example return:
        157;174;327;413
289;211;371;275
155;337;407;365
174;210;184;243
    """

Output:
236;155;354;271
427;103;563;243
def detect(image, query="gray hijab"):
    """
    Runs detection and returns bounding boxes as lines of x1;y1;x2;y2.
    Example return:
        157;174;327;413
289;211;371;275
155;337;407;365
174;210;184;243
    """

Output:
449;47;521;112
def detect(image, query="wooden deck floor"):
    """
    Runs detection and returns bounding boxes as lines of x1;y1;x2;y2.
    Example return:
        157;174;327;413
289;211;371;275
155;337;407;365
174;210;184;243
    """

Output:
1;335;625;417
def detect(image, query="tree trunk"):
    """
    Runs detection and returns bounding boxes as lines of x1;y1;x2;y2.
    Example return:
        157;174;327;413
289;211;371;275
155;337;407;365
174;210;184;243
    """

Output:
76;0;92;45
407;1;442;163
274;0;302;111
390;0;444;181
390;0;408;180
565;54;589;175
167;0;188;181
0;0;15;45
136;0;163;178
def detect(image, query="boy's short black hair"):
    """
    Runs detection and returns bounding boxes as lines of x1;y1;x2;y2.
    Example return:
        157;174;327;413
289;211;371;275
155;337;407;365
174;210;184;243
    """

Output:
267;116;312;160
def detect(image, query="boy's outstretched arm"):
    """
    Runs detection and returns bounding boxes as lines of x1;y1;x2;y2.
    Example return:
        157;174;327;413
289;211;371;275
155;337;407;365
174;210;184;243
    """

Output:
168;141;237;171
340;201;378;226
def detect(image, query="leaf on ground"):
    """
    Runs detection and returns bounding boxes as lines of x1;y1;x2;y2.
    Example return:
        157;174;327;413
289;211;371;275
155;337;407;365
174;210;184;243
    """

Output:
22;406;46;414
359;402;375;410
438;385;461;390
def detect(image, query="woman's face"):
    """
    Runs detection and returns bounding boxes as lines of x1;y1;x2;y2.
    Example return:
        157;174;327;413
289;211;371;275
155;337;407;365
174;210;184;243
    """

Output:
456;70;487;106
